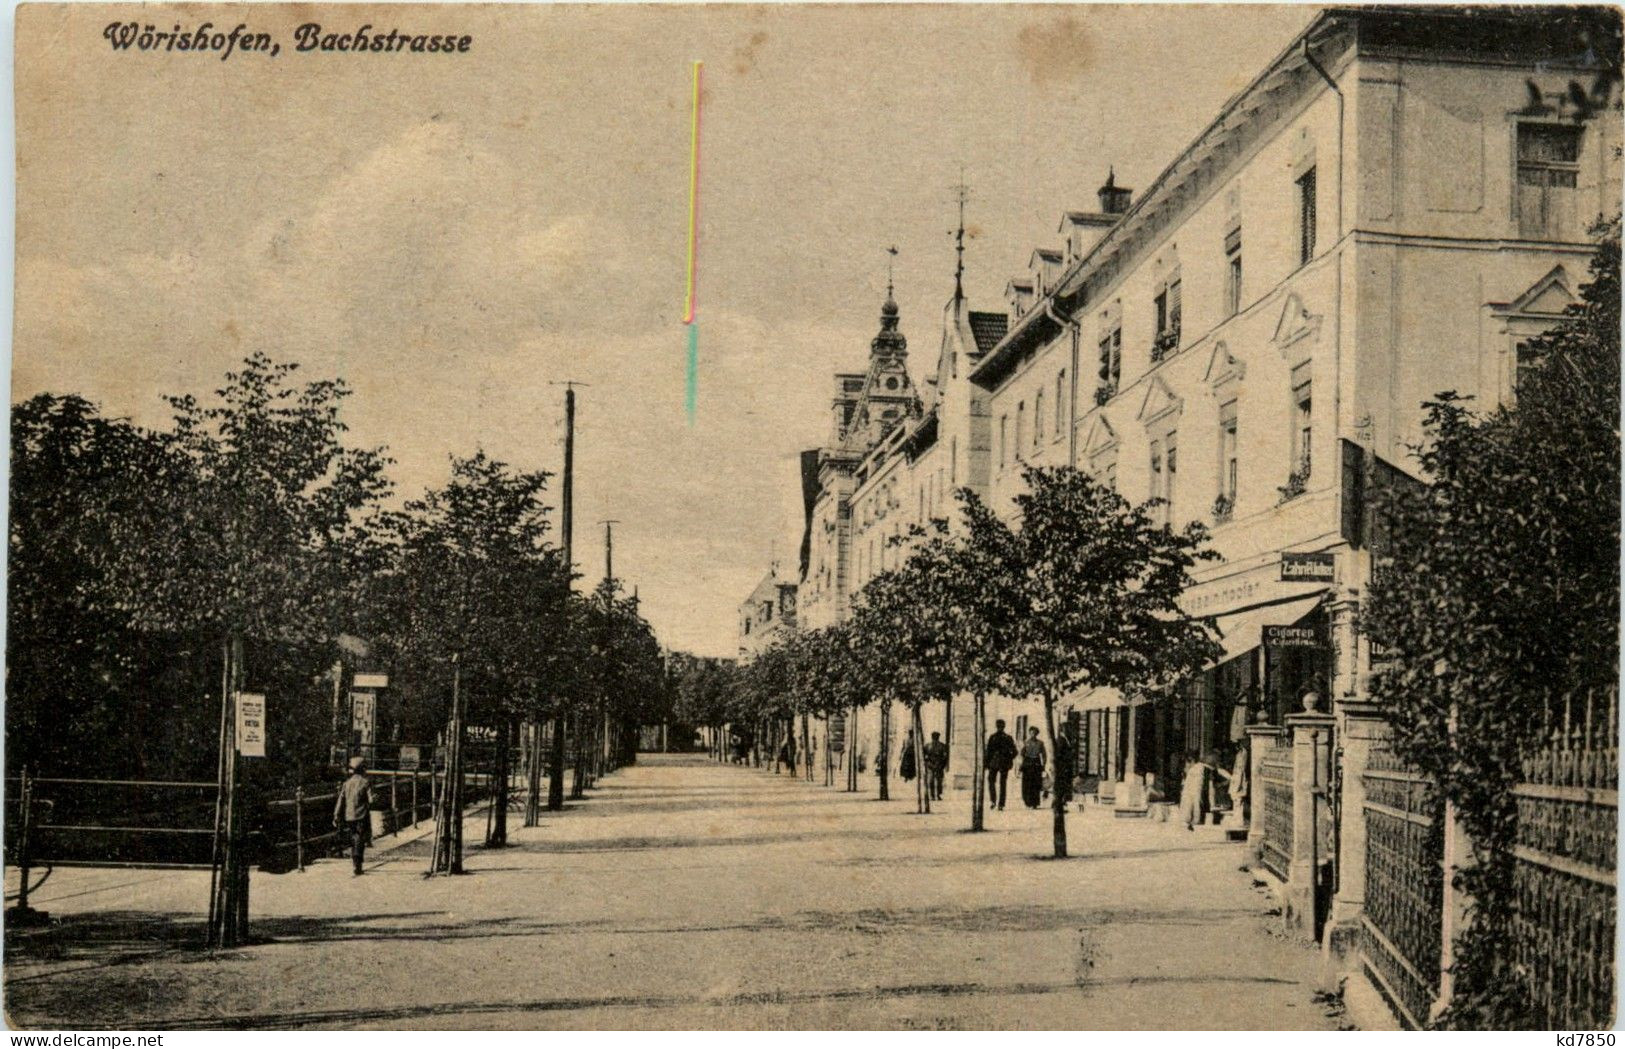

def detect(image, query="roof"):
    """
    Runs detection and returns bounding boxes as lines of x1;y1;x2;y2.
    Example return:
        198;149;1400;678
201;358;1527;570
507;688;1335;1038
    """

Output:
968;312;1009;357
1059;211;1119;232
972;5;1618;393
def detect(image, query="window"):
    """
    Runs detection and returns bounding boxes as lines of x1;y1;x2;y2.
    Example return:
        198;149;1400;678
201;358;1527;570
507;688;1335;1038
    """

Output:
951;436;958;485
1218;399;1239;508
1098;325;1122;399
1016;401;1026;459
999;415;1008;468
1518;123;1582;240
1153;277;1183;360
1225;227;1243;316
1291;363;1313;478
1034;389;1045;446
1162;431;1179;523
1515;340;1542;394
1296;167;1317;265
1150;438;1166;521
1090;444;1119;491
1055;370;1067;435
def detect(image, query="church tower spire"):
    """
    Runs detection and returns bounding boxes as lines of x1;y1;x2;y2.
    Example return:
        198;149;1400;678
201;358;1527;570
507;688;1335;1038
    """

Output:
871;245;907;362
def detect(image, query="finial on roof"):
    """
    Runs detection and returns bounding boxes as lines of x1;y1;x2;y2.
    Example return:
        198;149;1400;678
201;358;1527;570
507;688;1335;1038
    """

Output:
883;245;899;316
950;172;971;305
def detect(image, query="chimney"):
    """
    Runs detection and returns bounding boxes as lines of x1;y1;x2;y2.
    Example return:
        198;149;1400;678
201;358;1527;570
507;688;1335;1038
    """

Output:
1098;168;1132;215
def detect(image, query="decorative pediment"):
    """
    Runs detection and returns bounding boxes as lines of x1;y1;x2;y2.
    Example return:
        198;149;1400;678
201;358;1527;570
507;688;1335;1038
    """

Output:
1494;265;1574;318
1202;340;1246;388
1136;374;1183;425
1082;414;1118;455
1271;292;1322;356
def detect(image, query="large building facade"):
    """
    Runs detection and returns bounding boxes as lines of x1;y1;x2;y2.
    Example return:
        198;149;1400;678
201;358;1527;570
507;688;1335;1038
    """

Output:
788;6;1617;814
967;5;1619;815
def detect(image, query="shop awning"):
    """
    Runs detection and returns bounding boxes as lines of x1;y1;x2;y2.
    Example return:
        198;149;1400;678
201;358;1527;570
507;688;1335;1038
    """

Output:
1070;686;1124;711
1211;592;1326;667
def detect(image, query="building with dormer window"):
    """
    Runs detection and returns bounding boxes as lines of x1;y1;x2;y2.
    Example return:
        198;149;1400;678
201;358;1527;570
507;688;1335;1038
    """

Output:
968;7;1618;849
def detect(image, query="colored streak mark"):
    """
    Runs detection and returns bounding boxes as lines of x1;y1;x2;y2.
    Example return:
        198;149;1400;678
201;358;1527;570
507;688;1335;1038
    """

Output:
686;323;699;423
685;60;702;425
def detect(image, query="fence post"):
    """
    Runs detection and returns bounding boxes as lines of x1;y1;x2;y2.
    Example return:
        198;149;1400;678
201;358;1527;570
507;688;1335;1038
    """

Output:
295;786;305;873
6;768;47;924
1322;699;1385;972
412;772;420;828
1431;797;1475;1022
1284;701;1336;940
390;772;398;836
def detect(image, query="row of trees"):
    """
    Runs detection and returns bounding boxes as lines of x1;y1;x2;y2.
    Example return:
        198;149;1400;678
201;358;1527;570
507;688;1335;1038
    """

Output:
676;464;1222;858
10;352;669;821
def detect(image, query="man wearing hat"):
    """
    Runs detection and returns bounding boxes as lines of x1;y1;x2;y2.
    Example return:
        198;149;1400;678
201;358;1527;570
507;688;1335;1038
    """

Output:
333;756;373;876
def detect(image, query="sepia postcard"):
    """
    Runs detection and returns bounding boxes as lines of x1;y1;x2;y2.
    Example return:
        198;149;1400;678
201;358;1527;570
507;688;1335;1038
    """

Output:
5;1;1621;1034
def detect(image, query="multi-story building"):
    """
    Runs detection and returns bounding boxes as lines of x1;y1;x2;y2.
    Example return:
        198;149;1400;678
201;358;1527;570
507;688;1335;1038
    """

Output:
801;263;1007;787
968;5;1619;819
737;566;798;662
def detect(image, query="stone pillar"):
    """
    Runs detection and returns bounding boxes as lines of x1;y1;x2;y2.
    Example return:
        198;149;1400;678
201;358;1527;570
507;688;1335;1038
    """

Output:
1283;704;1335;940
1322;698;1386;972
1245;724;1284;861
1115;700;1147;815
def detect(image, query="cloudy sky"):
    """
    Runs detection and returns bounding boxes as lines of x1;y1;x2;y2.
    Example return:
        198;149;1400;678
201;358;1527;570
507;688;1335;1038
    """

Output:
14;3;1316;656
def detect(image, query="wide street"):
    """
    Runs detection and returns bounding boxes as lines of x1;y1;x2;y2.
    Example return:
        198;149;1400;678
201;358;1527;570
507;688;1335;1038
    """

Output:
5;755;1341;1030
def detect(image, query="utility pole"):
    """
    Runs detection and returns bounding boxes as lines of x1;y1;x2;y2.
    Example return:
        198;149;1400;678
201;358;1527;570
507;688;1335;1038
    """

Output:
549;383;583;812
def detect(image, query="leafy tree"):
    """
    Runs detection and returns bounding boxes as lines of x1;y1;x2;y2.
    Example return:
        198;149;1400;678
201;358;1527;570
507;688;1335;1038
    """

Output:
974;464;1219;858
850;536;959;813
1364;219;1619;1028
366;451;567;863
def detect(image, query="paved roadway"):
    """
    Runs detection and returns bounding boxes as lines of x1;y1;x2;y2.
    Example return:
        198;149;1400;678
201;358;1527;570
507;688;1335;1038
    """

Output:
4;754;1341;1030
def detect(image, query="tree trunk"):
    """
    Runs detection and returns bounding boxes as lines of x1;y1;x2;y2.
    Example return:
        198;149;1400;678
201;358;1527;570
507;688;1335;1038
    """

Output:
878;701;890;801
913;704;928;814
488;717;510;846
1043;696;1067;858
971;691;986;832
525;720;543;826
846;706;859;792
547;713;566;810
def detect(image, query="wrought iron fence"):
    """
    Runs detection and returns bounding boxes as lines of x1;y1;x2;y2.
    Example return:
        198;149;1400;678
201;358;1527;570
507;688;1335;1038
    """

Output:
1512;687;1616;1029
1259;736;1293;881
1359;740;1442;1029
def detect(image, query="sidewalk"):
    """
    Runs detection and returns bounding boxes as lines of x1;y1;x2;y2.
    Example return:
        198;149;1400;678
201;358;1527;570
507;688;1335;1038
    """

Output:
4;756;1343;1030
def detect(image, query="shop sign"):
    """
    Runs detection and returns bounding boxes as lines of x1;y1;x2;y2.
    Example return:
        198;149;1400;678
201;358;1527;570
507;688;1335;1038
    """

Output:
1264;624;1325;649
1280;551;1335;582
352;672;389;689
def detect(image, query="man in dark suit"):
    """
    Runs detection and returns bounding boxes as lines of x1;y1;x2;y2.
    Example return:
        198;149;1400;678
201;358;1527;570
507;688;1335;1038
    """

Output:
984;719;1017;811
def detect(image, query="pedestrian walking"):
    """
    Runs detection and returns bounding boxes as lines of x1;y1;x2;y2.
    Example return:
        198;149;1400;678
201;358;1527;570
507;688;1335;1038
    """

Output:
984;719;1017;810
924;731;948;801
780;732;798;776
898;729;917;783
333;755;372;876
1019;727;1046;809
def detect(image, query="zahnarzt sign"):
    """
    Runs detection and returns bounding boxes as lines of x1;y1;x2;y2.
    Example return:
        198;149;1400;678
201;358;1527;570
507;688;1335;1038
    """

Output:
1280;551;1335;583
